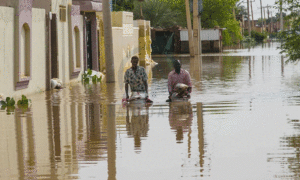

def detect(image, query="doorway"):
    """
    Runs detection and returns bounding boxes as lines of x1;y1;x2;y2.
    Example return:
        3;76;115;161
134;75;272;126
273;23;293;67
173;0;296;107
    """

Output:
51;14;58;79
86;20;93;70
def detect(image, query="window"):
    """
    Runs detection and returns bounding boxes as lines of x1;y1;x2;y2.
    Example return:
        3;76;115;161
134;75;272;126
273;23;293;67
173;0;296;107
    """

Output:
16;23;31;90
20;23;30;78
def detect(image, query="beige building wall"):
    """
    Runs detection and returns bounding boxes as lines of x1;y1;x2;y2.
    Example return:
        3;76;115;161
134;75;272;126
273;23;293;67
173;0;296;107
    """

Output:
0;7;15;97
97;11;139;90
0;7;47;98
51;1;84;85
108;12;140;90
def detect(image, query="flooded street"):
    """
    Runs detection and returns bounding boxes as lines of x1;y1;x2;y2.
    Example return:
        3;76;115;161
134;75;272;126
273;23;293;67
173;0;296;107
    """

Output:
2;42;300;179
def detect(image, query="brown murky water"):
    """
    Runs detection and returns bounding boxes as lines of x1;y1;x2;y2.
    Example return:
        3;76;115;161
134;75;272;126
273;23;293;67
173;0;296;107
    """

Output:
1;42;300;179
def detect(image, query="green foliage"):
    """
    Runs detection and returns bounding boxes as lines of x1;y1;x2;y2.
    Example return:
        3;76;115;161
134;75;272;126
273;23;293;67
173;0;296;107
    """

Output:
202;0;242;45
251;31;267;42
92;75;102;84
222;29;232;46
277;0;300;63
222;19;242;46
202;0;238;28
1;97;16;115
112;0;135;11
221;56;243;80
243;30;267;42
82;69;102;84
0;97;15;107
87;69;92;76
17;95;31;107
133;0;186;28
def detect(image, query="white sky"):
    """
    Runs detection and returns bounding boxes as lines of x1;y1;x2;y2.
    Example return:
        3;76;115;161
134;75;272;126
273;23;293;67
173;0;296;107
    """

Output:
239;0;280;20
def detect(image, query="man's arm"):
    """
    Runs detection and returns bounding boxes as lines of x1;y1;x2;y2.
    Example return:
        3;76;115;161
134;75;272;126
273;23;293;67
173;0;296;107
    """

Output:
168;72;173;95
142;68;149;98
124;70;129;99
125;83;129;99
185;71;192;93
143;80;148;98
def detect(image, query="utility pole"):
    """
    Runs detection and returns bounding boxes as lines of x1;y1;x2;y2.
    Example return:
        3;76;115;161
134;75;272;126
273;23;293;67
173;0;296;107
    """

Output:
260;0;263;33
267;5;270;33
103;0;115;83
193;0;199;55
242;14;245;36
247;0;251;37
270;11;273;33
185;0;194;56
263;7;267;31
280;0;283;31
251;0;254;29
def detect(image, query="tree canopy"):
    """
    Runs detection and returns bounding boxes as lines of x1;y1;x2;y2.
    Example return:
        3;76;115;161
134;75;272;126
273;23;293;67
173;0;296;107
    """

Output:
277;0;300;63
133;0;186;28
201;0;242;45
112;0;135;11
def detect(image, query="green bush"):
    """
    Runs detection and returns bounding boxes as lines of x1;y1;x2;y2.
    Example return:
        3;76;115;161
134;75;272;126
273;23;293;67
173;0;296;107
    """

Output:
17;95;31;107
251;31;267;42
244;30;249;37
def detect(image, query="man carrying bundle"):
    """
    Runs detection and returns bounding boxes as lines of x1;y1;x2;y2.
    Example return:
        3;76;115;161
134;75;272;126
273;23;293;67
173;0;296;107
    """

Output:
167;60;192;102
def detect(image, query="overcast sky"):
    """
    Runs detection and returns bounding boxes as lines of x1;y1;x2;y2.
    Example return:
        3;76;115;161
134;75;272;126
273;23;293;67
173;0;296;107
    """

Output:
239;0;280;20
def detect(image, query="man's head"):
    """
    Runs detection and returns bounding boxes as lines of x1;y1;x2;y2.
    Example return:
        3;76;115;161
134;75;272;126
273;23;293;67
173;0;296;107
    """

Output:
173;59;181;73
131;56;139;69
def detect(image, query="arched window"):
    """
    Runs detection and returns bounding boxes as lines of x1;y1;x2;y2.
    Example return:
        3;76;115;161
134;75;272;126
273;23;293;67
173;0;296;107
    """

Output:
74;26;80;68
20;23;30;78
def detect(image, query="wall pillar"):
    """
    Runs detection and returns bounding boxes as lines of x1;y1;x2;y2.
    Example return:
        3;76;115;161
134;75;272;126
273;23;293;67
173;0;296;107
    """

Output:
137;20;146;67
96;12;106;72
145;21;151;63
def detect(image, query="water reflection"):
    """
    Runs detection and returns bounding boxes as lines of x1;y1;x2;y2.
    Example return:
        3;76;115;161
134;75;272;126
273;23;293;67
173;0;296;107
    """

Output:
126;105;149;151
15;108;36;180
3;42;300;179
197;102;206;175
169;102;193;143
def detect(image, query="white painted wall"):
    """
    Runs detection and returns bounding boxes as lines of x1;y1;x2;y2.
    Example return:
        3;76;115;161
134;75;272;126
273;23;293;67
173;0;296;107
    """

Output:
180;29;221;41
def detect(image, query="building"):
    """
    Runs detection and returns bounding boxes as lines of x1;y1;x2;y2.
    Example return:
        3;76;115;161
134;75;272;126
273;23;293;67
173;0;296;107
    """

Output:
0;0;152;97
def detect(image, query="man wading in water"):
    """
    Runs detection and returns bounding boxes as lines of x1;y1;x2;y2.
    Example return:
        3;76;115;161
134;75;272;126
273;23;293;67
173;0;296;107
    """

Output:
124;56;153;103
167;60;192;102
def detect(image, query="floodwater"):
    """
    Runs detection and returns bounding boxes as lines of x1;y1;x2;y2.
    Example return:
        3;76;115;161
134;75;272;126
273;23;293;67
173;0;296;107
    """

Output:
1;42;300;179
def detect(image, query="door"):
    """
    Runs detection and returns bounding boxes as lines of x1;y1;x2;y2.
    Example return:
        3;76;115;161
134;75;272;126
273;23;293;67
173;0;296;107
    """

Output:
51;14;58;78
86;20;93;70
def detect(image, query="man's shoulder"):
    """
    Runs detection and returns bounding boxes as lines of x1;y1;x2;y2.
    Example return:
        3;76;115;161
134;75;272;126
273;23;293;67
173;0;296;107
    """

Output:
182;69;190;75
125;67;132;73
168;70;175;76
137;66;145;70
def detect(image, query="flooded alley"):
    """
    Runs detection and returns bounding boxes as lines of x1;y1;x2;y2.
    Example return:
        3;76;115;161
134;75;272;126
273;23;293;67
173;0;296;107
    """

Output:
2;42;300;179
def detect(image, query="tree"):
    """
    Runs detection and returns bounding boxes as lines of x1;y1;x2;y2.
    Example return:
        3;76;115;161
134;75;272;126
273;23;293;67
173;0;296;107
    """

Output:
202;0;238;28
235;2;248;20
201;0;242;45
112;0;135;11
133;0;186;28
277;0;300;63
